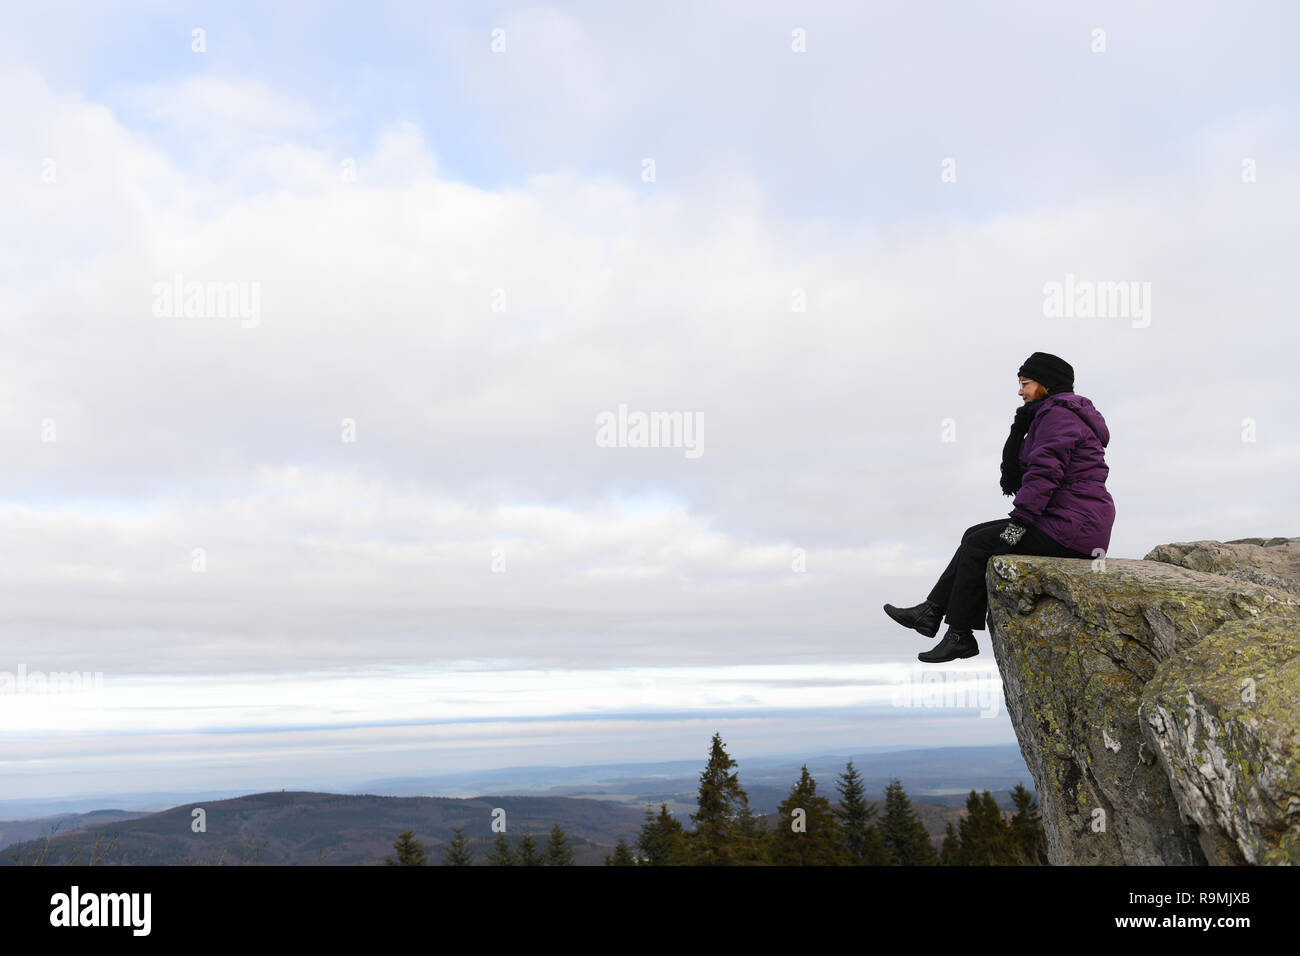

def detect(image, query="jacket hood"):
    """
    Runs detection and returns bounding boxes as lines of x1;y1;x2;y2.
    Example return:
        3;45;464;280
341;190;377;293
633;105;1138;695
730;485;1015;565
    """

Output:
1037;392;1110;446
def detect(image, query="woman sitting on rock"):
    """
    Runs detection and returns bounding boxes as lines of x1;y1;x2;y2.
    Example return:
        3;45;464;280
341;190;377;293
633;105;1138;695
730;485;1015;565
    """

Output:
885;351;1116;663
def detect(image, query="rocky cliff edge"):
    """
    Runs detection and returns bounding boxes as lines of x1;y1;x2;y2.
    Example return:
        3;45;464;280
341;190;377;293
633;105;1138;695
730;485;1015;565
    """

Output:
986;537;1300;865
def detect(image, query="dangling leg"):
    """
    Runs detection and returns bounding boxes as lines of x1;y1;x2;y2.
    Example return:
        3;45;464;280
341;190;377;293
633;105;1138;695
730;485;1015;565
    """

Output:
924;520;1008;619
886;520;1005;642
918;522;1009;663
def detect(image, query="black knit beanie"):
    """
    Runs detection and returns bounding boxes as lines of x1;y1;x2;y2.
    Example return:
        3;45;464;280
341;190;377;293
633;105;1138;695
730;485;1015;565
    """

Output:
1017;351;1074;395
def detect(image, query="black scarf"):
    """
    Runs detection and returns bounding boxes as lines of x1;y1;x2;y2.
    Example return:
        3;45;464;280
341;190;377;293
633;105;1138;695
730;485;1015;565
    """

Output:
1000;398;1045;496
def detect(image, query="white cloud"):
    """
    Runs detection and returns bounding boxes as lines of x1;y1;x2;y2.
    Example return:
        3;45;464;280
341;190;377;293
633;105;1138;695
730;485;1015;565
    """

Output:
125;74;332;135
2;5;1298;797
4;66;1298;686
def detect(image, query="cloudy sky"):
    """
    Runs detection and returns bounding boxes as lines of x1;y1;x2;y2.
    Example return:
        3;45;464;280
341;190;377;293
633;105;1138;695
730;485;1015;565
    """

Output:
2;1;1297;803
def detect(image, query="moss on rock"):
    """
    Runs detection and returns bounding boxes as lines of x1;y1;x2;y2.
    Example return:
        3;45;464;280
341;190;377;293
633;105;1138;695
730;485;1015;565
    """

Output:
986;542;1300;866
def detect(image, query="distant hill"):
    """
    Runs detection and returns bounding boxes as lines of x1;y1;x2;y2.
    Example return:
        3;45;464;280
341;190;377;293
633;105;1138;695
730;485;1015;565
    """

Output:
0;809;153;852
2;791;649;866
3;787;1003;865
1;744;1038;864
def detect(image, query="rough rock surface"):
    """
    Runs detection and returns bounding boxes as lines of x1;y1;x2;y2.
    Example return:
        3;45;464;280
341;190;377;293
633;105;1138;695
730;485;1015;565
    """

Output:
1144;537;1300;597
1140;608;1300;864
985;538;1300;865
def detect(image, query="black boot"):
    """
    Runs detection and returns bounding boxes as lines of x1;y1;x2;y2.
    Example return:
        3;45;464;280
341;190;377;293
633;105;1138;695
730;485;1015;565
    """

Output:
918;627;979;663
883;600;943;638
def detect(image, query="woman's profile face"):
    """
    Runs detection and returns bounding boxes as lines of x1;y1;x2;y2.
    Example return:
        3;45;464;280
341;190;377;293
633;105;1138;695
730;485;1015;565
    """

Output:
1018;377;1047;402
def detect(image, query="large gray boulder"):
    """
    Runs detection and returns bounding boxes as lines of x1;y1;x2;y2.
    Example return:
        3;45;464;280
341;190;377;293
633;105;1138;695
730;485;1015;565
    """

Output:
985;538;1300;865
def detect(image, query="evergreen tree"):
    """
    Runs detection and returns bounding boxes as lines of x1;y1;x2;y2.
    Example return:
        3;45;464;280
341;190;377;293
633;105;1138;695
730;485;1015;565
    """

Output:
736;804;770;865
440;827;474;866
1007;783;1049;865
604;836;637;866
485;833;517;866
686;733;756;865
939;821;960;865
385;830;427;866
857;819;889;865
546;822;575;866
835;761;888;865
769;765;847;865
518;827;544;866
879;779;938;865
955;790;1010;865
637;803;686;866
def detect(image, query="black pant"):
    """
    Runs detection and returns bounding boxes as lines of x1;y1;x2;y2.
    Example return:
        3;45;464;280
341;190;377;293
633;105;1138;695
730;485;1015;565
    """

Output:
926;519;1091;631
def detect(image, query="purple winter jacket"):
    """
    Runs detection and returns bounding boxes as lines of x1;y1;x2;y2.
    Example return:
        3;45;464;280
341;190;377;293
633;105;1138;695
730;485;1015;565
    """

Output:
1009;392;1116;555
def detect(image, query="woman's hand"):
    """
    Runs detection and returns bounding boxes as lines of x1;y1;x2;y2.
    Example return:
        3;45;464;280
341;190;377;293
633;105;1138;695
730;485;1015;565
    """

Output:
998;521;1028;546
